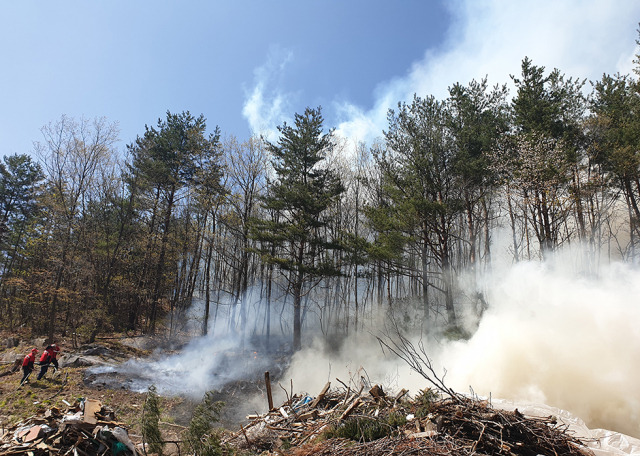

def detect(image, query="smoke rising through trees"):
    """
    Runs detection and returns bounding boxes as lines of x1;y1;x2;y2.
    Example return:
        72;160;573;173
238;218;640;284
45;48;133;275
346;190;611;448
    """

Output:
2;41;640;438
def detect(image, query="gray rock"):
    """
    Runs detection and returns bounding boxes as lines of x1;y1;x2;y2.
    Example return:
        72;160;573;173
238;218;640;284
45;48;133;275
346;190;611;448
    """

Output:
31;338;47;348
3;337;18;348
60;355;112;368
80;344;113;357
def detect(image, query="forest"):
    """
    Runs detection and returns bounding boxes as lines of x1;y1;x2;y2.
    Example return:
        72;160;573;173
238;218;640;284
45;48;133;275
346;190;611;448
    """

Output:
0;54;639;351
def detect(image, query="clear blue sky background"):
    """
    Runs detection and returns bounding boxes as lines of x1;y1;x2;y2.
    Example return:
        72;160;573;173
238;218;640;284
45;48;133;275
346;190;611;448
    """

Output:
1;1;639;157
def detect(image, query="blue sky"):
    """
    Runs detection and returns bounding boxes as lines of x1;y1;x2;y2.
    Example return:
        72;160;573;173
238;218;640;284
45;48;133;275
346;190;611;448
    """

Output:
1;1;639;157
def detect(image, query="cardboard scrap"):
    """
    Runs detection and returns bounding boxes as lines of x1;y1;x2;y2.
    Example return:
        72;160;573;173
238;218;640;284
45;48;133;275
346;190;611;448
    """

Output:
24;425;42;442
83;399;102;425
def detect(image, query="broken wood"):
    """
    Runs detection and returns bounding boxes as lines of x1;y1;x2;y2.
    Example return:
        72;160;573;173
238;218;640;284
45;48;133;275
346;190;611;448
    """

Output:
369;384;385;399
394;388;409;402
0;399;139;456
310;381;330;408
222;381;591;456
297;410;318;421
339;397;361;421
239;424;250;445
408;430;438;438
264;371;274;411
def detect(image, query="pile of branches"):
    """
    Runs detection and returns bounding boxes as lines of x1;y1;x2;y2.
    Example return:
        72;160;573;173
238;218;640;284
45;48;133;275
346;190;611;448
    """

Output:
225;381;591;456
225;324;593;456
427;396;587;456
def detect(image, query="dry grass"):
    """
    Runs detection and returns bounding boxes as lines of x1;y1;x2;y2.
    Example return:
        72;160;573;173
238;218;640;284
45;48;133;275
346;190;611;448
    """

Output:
0;332;187;445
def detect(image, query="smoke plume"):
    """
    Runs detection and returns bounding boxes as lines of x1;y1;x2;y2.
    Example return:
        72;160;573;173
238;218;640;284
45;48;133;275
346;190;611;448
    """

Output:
283;250;640;438
89;247;640;439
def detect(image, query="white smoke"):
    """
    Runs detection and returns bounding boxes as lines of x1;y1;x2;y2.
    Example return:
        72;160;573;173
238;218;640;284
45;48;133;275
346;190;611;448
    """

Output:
283;249;640;438
241;45;295;142
87;284;293;405
242;1;640;147
88;246;640;438
334;0;640;145
444;257;640;438
89;333;277;396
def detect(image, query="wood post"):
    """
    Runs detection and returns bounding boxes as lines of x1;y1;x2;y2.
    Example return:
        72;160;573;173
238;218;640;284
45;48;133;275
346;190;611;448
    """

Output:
265;371;274;410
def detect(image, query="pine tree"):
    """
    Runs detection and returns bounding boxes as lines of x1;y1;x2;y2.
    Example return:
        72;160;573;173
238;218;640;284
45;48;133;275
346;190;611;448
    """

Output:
250;107;345;350
142;385;164;455
185;391;224;456
376;95;462;324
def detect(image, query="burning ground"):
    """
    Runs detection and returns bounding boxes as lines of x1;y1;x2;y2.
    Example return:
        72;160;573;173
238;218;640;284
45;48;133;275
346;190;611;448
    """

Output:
2;253;640;454
65;251;640;441
0;336;624;456
0;333;292;437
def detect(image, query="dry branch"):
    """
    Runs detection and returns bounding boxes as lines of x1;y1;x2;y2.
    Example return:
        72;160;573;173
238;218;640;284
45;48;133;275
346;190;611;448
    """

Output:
376;319;463;403
226;381;590;456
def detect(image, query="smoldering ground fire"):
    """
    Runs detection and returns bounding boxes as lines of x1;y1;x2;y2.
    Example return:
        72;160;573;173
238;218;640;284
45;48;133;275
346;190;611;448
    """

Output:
87;247;640;440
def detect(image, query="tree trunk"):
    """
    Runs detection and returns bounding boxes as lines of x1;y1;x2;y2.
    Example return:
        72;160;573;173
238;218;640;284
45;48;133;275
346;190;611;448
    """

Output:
422;228;430;320
293;278;302;351
150;185;176;334
202;214;215;336
292;240;305;351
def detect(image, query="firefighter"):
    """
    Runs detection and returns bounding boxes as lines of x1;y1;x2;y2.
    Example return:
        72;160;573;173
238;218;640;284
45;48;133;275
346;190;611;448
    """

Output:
50;344;61;369
21;348;38;385
37;344;59;380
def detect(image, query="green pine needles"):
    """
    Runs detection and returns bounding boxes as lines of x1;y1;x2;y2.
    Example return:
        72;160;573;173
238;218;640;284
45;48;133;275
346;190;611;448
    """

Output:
142;385;164;455
185;391;225;456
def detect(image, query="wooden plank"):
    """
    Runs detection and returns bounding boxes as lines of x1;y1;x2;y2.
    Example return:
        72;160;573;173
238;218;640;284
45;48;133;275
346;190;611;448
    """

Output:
24;426;41;442
408;430;438;438
297;410;318;421
394;388;409;402
310;382;330;408
96;420;127;427
339;397;361;421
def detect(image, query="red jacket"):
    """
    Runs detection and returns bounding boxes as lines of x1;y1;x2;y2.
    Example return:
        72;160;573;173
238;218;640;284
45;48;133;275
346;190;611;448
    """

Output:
22;353;35;368
40;350;52;364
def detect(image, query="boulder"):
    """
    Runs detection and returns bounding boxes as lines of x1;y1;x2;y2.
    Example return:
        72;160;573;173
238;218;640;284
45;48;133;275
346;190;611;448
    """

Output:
79;344;113;357
3;337;18;348
60;355;111;368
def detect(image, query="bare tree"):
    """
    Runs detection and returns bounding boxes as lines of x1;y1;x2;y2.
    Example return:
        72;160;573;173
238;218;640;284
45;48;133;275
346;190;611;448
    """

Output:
34;115;119;342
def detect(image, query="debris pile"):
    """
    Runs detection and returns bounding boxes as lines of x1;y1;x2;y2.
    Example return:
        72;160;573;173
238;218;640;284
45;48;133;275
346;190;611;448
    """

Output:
226;380;592;456
0;398;137;456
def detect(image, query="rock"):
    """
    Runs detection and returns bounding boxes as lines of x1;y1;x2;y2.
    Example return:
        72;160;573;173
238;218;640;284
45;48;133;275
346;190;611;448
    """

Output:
60;355;112;368
3;337;18;348
0;350;20;363
80;344;113;357
31;338;47;348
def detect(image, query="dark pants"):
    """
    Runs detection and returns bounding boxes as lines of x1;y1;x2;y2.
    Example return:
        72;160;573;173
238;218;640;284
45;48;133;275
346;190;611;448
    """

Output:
37;364;49;380
21;366;32;383
37;360;58;380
